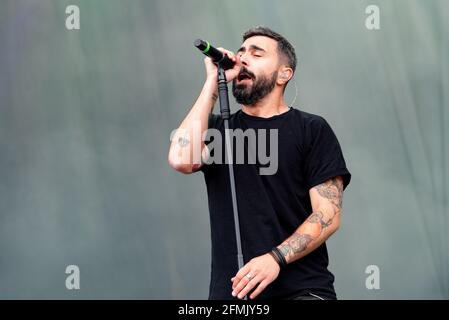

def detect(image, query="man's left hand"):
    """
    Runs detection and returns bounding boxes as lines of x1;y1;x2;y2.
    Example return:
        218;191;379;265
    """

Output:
231;253;280;299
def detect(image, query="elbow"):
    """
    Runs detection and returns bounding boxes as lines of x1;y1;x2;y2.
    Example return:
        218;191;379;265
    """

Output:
168;156;188;173
318;205;341;235
331;212;342;233
332;222;340;234
167;155;196;174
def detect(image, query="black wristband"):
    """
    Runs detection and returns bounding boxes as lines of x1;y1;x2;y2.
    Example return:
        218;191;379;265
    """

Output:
271;247;287;268
269;251;281;267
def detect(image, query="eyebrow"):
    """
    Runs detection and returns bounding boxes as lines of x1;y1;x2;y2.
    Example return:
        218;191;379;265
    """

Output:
237;44;266;53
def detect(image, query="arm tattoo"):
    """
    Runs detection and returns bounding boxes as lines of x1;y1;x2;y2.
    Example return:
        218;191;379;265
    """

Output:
278;210;328;260
277;177;344;264
279;233;315;256
306;210;333;229
314;177;343;210
177;136;190;148
212;92;218;102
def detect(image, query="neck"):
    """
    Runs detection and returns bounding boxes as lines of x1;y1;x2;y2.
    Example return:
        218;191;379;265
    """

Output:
241;88;290;118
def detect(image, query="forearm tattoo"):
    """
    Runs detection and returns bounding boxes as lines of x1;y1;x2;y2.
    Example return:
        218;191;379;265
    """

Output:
278;177;344;263
306;210;333;229
279;233;315;256
212;92;218;102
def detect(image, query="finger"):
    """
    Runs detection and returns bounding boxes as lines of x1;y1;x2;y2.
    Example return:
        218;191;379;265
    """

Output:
233;54;241;65
203;56;215;67
224;51;236;63
232;265;251;288
232;276;250;296
249;279;270;300
232;272;249;289
237;275;263;299
232;272;256;297
217;47;236;61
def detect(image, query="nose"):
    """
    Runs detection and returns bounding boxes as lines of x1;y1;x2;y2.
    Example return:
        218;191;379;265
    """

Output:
239;52;249;66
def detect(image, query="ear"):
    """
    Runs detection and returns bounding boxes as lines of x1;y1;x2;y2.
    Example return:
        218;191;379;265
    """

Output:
277;67;293;85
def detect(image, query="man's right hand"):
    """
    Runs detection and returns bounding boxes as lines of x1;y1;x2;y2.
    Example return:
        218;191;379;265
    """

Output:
204;48;241;84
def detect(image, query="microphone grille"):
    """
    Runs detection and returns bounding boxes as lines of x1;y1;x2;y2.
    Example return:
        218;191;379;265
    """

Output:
194;39;208;52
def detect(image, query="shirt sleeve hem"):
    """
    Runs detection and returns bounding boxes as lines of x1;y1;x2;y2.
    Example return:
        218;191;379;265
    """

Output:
307;169;351;191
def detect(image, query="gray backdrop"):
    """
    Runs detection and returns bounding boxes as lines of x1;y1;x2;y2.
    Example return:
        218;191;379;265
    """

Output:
0;0;448;299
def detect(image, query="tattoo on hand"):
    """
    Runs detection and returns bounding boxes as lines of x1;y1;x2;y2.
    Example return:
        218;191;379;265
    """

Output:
314;177;343;210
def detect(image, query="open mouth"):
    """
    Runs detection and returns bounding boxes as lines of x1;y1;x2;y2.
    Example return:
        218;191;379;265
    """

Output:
237;72;253;82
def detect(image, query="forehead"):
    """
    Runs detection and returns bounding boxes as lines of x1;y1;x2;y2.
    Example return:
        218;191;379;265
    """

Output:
240;35;278;53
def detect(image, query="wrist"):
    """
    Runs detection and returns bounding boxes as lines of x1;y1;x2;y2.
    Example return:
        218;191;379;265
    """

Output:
204;77;218;92
205;74;218;84
269;247;287;268
203;78;218;103
268;251;281;268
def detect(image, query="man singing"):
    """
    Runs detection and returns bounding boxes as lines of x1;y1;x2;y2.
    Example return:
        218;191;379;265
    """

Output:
168;26;351;300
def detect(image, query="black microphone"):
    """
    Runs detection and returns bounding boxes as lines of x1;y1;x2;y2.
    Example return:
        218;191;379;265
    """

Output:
194;39;235;70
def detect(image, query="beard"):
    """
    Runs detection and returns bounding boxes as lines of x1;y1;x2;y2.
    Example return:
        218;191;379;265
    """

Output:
232;68;278;106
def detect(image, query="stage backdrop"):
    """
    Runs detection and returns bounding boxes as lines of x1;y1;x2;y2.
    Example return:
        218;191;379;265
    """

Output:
0;0;448;299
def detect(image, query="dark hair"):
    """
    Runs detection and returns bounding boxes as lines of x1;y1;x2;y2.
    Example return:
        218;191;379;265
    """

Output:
242;26;297;74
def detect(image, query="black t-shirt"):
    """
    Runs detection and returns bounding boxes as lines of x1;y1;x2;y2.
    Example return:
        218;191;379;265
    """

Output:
199;106;351;300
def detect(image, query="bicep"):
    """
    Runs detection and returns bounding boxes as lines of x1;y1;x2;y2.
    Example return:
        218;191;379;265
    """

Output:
309;176;344;213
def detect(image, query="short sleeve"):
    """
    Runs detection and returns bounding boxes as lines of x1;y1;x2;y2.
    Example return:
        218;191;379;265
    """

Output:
205;113;221;132
303;116;351;190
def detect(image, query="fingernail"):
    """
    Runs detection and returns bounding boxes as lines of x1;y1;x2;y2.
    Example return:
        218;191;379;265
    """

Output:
231;291;236;297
